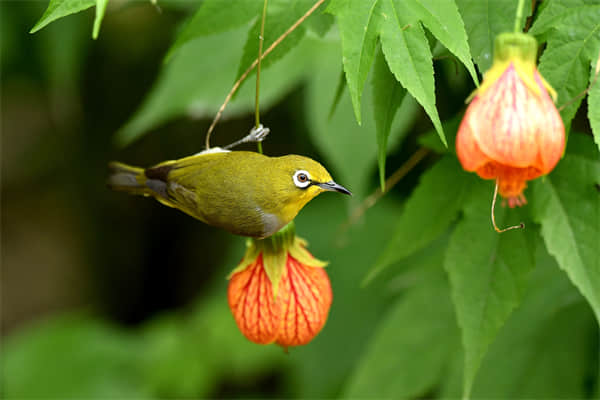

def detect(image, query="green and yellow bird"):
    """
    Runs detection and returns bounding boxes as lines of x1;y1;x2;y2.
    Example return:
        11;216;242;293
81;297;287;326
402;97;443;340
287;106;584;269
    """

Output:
108;149;351;238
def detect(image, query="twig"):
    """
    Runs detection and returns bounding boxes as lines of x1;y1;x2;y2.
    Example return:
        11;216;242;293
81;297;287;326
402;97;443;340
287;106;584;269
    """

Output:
342;147;430;231
205;0;327;149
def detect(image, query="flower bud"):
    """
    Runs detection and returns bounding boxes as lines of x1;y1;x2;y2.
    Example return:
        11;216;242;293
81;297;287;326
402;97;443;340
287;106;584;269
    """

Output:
456;33;565;207
227;222;332;347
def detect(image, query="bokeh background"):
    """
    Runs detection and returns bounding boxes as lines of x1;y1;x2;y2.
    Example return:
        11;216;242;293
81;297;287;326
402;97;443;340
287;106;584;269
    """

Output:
2;1;597;398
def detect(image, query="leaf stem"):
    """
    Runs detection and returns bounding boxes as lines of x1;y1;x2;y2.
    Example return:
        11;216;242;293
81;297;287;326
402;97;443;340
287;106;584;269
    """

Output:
514;0;526;33
255;0;268;154
205;0;326;150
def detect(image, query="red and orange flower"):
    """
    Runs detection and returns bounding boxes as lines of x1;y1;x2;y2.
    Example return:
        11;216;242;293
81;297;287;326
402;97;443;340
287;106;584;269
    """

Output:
456;32;565;207
227;223;332;347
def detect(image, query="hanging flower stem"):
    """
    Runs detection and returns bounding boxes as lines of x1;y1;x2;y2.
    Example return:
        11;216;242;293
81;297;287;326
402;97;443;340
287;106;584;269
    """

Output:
514;0;526;33
491;180;525;233
255;0;269;154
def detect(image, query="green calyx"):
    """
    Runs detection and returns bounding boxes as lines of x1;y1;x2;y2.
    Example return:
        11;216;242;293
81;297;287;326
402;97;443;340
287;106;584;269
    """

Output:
494;32;538;64
227;221;328;299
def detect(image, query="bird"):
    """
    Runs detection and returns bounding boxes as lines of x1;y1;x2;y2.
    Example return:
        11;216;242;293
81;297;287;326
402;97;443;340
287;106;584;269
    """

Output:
108;148;351;238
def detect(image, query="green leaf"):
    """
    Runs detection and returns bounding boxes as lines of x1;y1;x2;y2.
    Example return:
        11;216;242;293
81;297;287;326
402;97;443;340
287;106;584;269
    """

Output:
445;181;535;398
30;0;96;34
165;0;263;61
455;0;522;73
329;0;480;146
326;0;381;125
378;0;445;145
530;154;600;323
534;5;600;131
92;0;108;39
344;252;458;398
528;0;594;38
116;28;321;146
235;0;307;85
589;54;600;152
366;156;473;284
443;245;597;398
306;42;415;199
400;0;478;85
371;48;406;190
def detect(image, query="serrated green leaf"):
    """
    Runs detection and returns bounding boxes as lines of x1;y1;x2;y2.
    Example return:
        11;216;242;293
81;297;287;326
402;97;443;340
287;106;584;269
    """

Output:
116;28;321;146
165;0;263;61
306;42;414;199
371;48;406;190
235;0;307;85
528;0;594;37
445;181;535;398
344;254;458;398
443;246;596;398
326;0;381;125
589;55;600;152
535;5;600;131
92;0;108;39
530;154;600;323
455;0;522;73
329;0;449;144
30;0;96;34
379;0;445;145
366;156;473;284
400;0;478;85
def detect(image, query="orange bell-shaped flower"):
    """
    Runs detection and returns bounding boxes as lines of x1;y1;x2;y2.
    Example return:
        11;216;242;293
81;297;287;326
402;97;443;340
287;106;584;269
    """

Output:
456;33;565;207
227;222;332;347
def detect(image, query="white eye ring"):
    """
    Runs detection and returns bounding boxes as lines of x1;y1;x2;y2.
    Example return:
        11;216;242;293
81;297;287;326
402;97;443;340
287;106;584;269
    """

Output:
293;170;311;188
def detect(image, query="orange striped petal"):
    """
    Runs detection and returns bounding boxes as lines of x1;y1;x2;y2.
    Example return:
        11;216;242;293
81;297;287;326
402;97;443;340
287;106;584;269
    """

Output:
456;100;493;172
470;63;539;168
228;254;283;344
275;255;332;347
532;71;565;173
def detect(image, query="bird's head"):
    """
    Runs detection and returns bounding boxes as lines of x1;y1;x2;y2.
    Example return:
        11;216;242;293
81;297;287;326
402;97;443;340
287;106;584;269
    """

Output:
268;155;351;221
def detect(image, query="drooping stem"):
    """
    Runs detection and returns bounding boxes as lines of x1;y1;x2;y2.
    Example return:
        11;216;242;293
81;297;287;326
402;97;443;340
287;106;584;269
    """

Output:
204;0;327;150
514;0;527;33
491;180;525;233
255;0;268;154
341;147;430;231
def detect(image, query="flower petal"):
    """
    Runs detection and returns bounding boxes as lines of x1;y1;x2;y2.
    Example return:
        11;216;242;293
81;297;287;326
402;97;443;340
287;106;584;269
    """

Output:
533;71;565;173
456;102;492;172
471;64;540;167
228;255;282;344
276;256;332;347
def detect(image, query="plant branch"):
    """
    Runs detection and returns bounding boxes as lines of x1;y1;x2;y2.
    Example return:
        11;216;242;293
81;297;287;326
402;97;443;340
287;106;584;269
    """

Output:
205;0;327;150
340;147;430;233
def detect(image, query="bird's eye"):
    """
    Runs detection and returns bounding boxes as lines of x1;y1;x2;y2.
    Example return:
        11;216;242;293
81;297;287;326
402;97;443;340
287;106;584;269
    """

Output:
293;170;311;188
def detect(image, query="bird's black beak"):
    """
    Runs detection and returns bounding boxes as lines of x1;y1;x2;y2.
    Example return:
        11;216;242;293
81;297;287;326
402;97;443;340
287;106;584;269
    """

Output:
316;181;352;196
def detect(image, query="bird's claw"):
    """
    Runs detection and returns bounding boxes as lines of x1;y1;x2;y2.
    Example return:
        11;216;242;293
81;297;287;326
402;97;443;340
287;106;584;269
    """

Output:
249;124;270;142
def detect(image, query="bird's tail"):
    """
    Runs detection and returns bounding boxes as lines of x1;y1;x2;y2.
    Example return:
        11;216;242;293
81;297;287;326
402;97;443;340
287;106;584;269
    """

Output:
107;161;150;196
